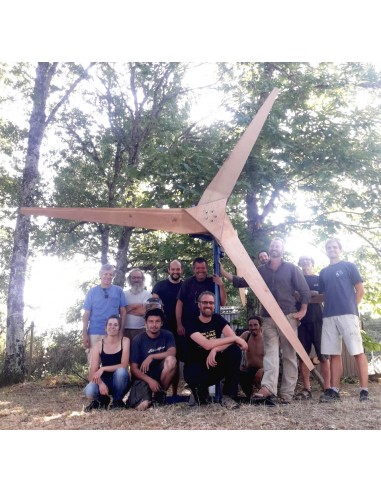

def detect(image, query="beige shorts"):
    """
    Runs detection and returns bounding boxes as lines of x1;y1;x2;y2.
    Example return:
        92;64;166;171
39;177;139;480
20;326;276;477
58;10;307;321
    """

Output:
321;314;364;356
85;334;104;364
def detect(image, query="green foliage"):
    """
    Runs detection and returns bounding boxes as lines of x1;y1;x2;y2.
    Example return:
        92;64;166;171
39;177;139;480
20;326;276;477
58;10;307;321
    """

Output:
23;328;87;380
361;330;381;353
3;61;381;325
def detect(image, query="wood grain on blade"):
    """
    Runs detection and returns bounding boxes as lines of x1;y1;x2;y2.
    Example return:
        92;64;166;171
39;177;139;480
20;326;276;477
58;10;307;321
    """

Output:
219;217;314;371
198;88;279;205
21;207;208;235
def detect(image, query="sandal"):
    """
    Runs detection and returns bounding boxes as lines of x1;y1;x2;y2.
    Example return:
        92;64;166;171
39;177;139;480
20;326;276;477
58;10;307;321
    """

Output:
294;388;312;400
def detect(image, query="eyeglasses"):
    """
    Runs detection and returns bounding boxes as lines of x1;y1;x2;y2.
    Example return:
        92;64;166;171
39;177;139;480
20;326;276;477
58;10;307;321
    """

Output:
102;288;109;299
200;301;214;305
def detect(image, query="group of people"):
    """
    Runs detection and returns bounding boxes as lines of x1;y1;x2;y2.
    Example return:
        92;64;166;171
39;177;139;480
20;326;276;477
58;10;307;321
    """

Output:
81;236;370;412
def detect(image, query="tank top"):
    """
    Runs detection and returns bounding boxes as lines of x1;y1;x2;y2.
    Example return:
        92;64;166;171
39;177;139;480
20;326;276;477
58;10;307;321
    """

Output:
100;339;123;375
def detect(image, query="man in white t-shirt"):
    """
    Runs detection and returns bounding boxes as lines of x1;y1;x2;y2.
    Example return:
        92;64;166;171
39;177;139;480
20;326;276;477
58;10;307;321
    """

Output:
124;268;151;341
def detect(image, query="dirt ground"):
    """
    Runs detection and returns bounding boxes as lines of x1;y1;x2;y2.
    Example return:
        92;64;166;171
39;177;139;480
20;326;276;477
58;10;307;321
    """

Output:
1;375;380;430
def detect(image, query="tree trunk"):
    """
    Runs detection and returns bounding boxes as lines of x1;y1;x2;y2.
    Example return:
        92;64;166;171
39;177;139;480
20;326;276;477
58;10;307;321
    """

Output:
114;227;133;287
98;225;110;265
1;62;94;386
1;63;56;385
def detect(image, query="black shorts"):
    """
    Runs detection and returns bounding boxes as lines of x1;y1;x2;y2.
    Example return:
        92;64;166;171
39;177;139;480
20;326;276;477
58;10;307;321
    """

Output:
298;321;328;362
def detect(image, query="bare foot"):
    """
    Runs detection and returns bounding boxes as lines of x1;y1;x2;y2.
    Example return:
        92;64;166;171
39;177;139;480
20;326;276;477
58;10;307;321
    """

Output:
136;400;151;411
253;387;273;398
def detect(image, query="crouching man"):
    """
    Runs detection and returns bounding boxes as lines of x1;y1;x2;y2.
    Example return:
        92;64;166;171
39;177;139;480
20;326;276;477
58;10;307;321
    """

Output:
184;291;248;409
126;308;177;411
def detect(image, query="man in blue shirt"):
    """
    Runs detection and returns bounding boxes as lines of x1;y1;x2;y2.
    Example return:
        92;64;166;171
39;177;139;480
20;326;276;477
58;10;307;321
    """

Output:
82;264;127;361
318;238;369;402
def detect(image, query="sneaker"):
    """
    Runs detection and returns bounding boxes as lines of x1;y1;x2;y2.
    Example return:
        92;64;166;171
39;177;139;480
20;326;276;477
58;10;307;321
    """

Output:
84;399;100;413
359;389;369;402
319;388;340;403
294;388;312;401
98;395;111;409
221;396;240;410
152;390;167;406
190;386;212;406
109;399;125;410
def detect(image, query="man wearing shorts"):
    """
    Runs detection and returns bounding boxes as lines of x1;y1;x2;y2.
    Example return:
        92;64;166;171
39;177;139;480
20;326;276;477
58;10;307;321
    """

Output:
294;256;330;400
318;238;369;402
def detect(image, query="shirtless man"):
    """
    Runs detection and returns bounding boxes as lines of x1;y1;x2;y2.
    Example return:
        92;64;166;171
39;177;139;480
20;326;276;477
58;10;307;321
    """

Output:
239;316;265;399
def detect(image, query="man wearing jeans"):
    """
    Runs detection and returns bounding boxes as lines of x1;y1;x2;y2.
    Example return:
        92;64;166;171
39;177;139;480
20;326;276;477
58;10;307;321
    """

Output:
220;238;310;404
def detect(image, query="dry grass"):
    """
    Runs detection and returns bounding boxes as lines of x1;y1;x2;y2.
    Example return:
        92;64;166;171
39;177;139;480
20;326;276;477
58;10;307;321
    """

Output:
1;375;380;430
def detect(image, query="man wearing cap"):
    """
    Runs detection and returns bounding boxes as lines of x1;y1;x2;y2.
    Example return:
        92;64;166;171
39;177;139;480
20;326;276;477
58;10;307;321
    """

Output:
126;308;177;411
294;256;330;400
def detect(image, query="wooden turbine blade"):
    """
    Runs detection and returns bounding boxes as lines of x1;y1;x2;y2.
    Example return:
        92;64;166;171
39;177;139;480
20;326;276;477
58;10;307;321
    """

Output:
20;207;209;235
187;203;314;371
198;88;279;205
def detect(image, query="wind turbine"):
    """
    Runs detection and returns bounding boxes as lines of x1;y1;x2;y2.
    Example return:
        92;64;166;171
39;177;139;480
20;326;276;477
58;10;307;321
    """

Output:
21;88;315;373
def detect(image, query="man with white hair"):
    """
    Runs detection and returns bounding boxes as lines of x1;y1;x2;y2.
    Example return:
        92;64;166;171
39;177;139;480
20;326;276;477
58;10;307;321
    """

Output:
82;263;127;360
124;268;151;341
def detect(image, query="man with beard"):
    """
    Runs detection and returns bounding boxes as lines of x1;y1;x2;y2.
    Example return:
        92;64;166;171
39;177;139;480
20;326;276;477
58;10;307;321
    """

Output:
82;263;127;361
124;268;151;341
183;291;248;409
220;238;310;404
176;257;227;342
257;250;269;265
126;308;177;411
152;260;184;396
239;316;265;399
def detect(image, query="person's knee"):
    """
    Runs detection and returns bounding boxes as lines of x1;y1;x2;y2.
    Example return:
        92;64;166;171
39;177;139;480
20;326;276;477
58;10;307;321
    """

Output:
164;355;177;371
83;382;98;399
114;367;130;383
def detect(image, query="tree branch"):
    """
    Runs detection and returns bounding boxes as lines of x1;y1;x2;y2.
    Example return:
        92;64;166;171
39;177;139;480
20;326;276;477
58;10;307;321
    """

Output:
45;63;96;127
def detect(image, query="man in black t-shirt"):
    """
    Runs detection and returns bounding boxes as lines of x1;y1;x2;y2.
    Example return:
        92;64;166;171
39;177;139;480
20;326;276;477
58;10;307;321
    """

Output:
152;259;184;394
183;291;248;409
176;257;227;337
294;256;330;400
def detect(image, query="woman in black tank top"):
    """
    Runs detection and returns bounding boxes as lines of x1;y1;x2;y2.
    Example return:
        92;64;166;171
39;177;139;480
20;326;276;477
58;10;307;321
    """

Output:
83;315;130;411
